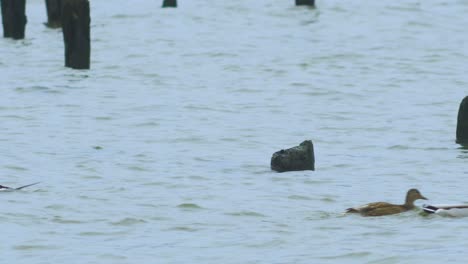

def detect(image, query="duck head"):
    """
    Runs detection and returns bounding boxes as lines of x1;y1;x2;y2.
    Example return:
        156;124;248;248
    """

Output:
405;189;427;206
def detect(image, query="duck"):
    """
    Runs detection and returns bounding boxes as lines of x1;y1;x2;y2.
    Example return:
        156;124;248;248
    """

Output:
0;182;40;191
346;189;427;216
423;204;468;217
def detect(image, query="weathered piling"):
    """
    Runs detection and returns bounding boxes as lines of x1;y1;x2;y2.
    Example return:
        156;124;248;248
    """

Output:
271;140;315;172
295;0;315;7
1;0;27;39
61;0;90;69
162;0;177;8
45;0;62;28
456;96;468;145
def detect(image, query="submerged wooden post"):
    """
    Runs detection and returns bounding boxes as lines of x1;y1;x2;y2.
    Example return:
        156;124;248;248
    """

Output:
45;0;62;28
1;0;27;39
61;0;90;69
271;140;315;172
295;0;315;7
456;96;468;145
162;0;177;8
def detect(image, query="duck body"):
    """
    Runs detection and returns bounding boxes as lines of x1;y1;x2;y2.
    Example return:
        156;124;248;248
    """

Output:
346;189;427;217
423;204;468;217
347;202;413;216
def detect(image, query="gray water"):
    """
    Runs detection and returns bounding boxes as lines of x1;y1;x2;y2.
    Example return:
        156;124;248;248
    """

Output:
2;0;468;263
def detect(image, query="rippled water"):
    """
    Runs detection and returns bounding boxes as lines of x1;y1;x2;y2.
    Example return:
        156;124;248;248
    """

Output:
2;0;468;263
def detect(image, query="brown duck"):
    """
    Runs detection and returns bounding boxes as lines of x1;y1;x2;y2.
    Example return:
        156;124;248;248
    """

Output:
346;189;427;217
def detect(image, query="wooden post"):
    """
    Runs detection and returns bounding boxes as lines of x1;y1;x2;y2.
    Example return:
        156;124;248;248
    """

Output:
1;0;27;39
61;0;90;69
162;0;177;8
295;0;315;7
45;0;62;28
271;140;315;172
456;96;468;145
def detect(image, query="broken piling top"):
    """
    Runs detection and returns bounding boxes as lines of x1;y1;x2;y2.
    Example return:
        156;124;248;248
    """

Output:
456;96;468;145
45;0;62;28
62;0;90;69
295;0;315;7
1;0;27;39
162;0;177;8
271;140;315;172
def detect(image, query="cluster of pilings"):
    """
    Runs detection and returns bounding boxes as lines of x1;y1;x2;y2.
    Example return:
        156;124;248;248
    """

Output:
1;0;90;69
45;0;62;28
1;0;27;39
1;0;314;70
61;0;90;69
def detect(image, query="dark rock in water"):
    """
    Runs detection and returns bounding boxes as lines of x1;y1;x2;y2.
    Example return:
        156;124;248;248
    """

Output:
162;0;177;8
45;0;62;28
62;0;90;69
271;140;315;172
1;0;27;39
295;0;315;7
456;96;468;145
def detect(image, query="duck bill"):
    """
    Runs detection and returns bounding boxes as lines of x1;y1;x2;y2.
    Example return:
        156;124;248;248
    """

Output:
421;195;428;200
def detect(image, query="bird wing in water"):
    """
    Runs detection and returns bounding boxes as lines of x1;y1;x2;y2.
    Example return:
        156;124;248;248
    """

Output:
15;182;40;190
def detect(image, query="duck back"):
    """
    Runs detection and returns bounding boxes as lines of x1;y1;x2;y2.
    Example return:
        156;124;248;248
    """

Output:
347;202;408;217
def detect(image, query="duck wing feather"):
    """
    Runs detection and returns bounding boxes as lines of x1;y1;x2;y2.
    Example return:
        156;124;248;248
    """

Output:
358;202;406;216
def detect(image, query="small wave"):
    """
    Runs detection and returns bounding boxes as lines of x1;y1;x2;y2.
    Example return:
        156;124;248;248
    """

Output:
96;254;128;260
79;231;127;237
135;121;160;127
177;203;203;209
45;204;68;210
110;217;146;226
288;195;313;200
321;251;372;260
127;166;150;172
111;13;151;19
321;196;336;203
4;165;28;171
14;244;60;251
52;217;84;224
81;175;103;180
225;211;266;218
167;226;198;232
388;145;410;150
15;85;61;94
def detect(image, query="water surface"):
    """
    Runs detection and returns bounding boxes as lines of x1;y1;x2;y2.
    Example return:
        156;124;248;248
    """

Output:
1;0;468;263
